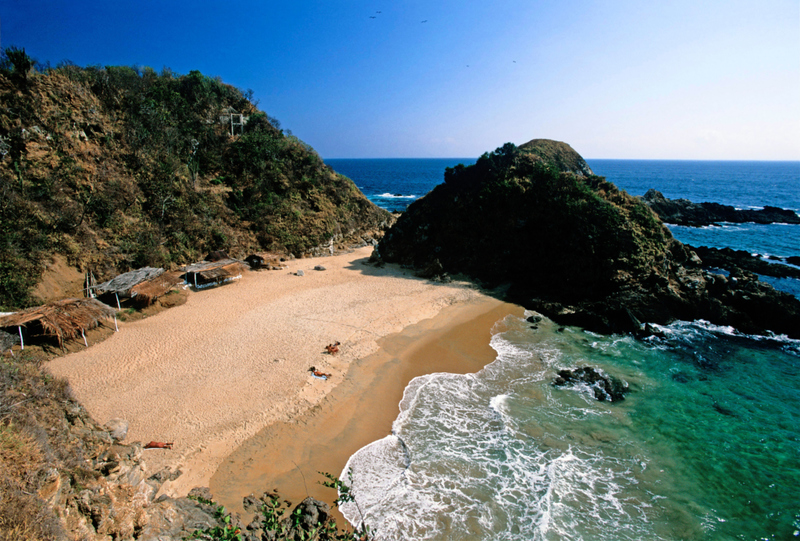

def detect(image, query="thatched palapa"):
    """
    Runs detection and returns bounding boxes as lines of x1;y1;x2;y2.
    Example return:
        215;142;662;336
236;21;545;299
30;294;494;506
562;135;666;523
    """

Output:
130;271;183;306
0;298;117;346
184;259;246;289
97;267;164;297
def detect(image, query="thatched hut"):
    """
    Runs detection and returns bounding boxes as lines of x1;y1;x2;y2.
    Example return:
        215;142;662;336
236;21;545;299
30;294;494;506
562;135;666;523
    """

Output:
96;267;164;307
244;254;265;270
130;271;183;306
184;259;246;289
0;298;117;347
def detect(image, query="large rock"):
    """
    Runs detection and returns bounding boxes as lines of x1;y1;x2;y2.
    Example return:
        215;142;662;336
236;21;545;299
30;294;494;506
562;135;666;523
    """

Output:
377;139;800;338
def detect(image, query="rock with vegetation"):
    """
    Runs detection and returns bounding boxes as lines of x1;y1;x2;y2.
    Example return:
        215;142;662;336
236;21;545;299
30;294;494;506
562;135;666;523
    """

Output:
0;350;367;540
0;47;391;311
377;139;800;338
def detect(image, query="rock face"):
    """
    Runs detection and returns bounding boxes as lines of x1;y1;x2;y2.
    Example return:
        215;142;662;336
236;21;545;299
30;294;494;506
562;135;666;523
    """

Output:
376;139;800;338
641;189;800;226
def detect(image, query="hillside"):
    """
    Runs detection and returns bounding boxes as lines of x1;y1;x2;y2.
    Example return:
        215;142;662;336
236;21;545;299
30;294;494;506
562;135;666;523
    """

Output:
377;140;800;337
0;49;390;310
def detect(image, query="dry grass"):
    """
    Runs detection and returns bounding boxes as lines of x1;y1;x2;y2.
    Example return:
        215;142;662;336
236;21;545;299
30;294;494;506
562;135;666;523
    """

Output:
0;353;74;540
130;271;183;307
0;298;117;346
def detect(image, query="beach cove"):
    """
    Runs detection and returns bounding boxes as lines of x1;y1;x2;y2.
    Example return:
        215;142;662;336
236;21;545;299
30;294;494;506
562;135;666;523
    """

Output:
46;246;518;508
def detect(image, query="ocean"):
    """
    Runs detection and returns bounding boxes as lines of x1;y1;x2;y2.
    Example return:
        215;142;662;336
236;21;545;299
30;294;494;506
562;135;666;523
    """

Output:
325;158;800;540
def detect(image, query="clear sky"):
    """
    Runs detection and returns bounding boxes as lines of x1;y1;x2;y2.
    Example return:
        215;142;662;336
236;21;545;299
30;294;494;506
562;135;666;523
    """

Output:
3;0;799;160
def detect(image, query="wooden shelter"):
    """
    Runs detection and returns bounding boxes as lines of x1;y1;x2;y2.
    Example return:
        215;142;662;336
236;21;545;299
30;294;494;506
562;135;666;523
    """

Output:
244;254;265;269
0;298;117;348
130;271;184;306
184;259;246;289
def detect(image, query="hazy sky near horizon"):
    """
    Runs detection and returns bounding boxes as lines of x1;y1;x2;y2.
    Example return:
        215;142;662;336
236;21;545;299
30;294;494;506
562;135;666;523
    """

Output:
3;1;799;160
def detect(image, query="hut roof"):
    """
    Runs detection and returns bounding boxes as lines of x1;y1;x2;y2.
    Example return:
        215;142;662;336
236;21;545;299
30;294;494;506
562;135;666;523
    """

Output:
97;267;164;297
0;298;117;346
130;271;183;306
184;259;246;288
184;259;244;274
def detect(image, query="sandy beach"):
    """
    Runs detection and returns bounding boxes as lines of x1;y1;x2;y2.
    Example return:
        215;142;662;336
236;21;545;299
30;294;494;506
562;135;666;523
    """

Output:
46;246;518;503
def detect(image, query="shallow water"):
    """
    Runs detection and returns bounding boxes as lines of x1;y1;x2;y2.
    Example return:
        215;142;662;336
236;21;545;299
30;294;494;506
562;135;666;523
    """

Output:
341;314;800;540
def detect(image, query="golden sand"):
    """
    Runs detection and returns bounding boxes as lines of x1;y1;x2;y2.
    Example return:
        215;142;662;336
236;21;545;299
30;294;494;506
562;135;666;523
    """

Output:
47;246;520;503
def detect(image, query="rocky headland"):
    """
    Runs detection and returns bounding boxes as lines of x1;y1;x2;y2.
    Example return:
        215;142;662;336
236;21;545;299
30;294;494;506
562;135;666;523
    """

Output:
641;189;800;226
375;139;800;338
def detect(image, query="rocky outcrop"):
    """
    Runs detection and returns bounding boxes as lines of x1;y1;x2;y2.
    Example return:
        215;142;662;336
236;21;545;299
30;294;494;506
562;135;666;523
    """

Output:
641;189;800;226
688;246;800;279
553;367;630;402
518;139;594;177
0;349;350;540
376;140;800;338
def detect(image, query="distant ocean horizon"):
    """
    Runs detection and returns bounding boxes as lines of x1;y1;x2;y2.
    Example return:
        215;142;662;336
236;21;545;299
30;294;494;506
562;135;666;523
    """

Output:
325;157;800;540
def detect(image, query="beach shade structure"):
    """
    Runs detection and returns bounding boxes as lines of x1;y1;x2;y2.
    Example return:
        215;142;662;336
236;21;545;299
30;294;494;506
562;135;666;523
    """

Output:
184;259;246;289
205;250;229;262
96;267;164;308
244;254;265;270
129;271;184;307
0;298;117;348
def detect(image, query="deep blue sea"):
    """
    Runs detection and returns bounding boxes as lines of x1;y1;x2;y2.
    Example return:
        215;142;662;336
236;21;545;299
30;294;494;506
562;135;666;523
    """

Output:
326;158;800;540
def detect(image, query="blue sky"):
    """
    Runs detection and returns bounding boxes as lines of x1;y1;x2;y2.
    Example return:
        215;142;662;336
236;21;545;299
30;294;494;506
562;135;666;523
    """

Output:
3;0;799;160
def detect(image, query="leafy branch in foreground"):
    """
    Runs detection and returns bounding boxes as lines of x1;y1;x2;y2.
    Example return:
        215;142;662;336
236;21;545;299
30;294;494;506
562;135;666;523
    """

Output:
319;470;370;540
186;475;371;541
186;496;242;541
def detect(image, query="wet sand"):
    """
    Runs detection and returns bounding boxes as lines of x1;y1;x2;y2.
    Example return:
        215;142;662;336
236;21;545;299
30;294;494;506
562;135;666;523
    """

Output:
210;298;522;525
46;246;514;500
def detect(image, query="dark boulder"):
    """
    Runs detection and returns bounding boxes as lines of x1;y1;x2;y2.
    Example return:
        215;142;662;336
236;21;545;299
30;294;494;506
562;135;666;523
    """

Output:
553;367;630;402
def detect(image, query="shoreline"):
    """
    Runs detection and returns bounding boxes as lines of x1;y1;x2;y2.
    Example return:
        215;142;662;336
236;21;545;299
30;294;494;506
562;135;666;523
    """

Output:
45;246;511;502
209;297;521;522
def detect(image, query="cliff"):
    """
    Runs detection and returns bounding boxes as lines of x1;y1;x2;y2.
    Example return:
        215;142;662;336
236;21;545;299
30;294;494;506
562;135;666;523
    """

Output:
376;140;800;338
0;53;391;310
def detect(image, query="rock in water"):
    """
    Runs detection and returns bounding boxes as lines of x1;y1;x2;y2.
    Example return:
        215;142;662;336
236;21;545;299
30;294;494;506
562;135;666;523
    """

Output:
553;367;630;402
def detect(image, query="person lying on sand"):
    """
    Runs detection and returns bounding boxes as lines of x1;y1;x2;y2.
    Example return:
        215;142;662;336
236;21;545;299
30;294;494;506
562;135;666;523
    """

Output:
308;366;332;379
144;441;173;450
324;341;340;355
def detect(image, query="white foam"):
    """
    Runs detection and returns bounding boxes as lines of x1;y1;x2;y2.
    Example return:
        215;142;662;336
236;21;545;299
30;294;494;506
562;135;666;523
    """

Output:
377;193;417;199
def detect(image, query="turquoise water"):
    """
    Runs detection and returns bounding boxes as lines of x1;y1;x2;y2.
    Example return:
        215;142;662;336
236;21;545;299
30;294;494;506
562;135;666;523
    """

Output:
329;158;800;539
341;314;800;540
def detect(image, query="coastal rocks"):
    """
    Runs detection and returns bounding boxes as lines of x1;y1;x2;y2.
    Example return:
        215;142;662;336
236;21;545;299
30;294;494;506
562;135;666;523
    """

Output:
641;189;800;226
377;138;800;339
553;367;630;402
689;245;800;279
104;418;129;442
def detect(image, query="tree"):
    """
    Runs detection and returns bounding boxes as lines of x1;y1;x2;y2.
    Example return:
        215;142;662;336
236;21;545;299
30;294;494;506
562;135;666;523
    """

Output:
0;46;35;87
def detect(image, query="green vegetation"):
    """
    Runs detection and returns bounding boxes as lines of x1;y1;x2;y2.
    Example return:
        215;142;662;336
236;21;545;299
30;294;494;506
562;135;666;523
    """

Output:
0;47;388;310
383;142;672;300
187;477;370;541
